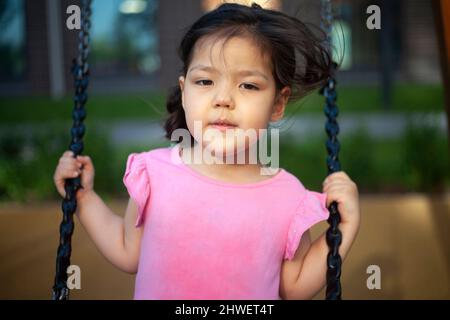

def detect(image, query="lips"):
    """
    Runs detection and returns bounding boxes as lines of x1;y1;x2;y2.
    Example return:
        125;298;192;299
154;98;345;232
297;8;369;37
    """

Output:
209;119;237;127
208;120;237;133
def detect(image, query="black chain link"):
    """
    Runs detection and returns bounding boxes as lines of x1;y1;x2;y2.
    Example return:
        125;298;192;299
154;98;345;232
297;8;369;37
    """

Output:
52;0;92;301
320;0;343;300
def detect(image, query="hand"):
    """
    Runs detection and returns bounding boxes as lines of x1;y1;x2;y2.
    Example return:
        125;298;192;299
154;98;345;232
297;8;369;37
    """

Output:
322;171;360;227
53;150;95;201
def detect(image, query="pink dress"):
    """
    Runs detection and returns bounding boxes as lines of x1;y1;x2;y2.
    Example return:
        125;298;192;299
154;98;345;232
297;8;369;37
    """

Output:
122;144;329;300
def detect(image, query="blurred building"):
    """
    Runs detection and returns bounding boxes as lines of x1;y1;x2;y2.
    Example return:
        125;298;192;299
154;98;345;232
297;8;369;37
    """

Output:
0;0;442;97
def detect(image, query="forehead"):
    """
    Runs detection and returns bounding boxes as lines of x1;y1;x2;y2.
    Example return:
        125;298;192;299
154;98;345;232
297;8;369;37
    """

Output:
189;35;273;74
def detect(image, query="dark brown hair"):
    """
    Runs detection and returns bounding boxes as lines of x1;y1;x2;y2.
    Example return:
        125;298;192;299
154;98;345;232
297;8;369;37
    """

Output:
164;2;333;143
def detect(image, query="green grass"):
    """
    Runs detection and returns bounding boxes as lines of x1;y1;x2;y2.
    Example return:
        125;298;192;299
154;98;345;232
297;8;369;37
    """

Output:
0;84;444;124
279;130;450;193
286;83;445;114
0;91;166;123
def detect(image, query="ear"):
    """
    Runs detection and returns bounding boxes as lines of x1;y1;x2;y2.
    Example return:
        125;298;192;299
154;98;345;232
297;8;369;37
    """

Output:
179;76;185;110
270;86;291;122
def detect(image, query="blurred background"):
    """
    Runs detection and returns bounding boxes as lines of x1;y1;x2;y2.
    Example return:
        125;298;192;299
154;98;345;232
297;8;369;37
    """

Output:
0;0;449;299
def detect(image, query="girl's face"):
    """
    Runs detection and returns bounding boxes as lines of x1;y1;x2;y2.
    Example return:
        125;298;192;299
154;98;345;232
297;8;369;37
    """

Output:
178;35;290;157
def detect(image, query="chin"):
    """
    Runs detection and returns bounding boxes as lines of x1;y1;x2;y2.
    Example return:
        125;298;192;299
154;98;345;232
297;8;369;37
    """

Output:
205;139;257;163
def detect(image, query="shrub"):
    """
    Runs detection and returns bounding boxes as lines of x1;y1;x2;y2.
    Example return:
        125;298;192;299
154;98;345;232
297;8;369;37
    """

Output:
401;121;450;192
0;124;117;202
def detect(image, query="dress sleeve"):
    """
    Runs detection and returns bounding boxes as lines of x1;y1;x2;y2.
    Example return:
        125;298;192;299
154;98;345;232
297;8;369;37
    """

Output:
284;190;330;261
123;153;151;227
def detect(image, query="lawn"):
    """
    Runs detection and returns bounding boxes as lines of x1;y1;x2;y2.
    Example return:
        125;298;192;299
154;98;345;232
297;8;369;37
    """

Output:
0;84;445;124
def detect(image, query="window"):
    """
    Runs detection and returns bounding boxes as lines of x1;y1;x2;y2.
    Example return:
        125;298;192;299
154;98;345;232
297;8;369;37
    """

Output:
0;0;26;82
90;0;159;77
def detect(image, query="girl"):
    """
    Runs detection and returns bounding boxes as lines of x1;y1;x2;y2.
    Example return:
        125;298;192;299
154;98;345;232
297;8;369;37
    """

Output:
53;3;360;300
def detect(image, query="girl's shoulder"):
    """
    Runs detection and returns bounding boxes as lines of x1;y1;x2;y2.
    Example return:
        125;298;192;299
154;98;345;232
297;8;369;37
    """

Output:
149;145;187;170
124;146;174;178
146;145;174;161
129;145;175;165
277;168;307;191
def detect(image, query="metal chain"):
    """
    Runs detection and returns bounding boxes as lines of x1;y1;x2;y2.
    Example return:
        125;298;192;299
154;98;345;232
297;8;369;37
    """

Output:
321;0;333;45
320;0;343;300
52;0;92;301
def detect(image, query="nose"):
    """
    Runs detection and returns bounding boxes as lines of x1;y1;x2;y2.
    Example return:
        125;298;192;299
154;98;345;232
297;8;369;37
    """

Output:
213;84;235;109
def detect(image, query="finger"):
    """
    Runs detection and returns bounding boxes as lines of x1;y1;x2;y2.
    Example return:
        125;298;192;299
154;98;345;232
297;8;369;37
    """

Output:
60;156;84;169
324;184;348;193
325;174;347;183
57;165;82;179
70;166;82;176
63;150;75;158
330;171;351;181
59;157;80;167
61;171;81;179
76;155;91;161
323;179;349;187
56;186;66;198
323;181;352;194
63;155;81;164
59;159;82;171
323;182;355;193
325;189;347;207
324;180;358;193
323;173;352;185
76;155;93;169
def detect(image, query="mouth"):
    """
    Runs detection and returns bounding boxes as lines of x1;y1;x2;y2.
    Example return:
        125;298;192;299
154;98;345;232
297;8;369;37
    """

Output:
208;120;238;130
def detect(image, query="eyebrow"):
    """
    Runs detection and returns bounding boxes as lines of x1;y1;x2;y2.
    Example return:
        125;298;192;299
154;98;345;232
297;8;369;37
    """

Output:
189;64;269;81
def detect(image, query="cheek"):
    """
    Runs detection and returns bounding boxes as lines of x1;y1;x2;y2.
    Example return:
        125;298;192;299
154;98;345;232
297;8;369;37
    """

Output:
240;104;272;130
184;92;208;120
183;91;210;140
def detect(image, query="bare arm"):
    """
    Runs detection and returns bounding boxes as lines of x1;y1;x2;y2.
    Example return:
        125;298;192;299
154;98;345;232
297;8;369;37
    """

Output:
279;231;312;299
287;221;359;299
54;151;143;274
75;191;143;274
283;171;360;299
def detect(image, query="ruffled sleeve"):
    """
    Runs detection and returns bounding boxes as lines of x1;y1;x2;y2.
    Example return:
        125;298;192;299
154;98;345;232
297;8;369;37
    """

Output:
123;153;151;227
284;190;330;261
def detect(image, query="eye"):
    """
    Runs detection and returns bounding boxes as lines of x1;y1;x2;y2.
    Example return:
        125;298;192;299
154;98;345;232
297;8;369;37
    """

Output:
195;79;213;86
240;83;259;91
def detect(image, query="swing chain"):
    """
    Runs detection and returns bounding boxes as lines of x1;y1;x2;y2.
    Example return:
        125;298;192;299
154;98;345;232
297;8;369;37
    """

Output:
52;0;92;301
322;67;343;301
321;0;333;46
320;0;343;300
